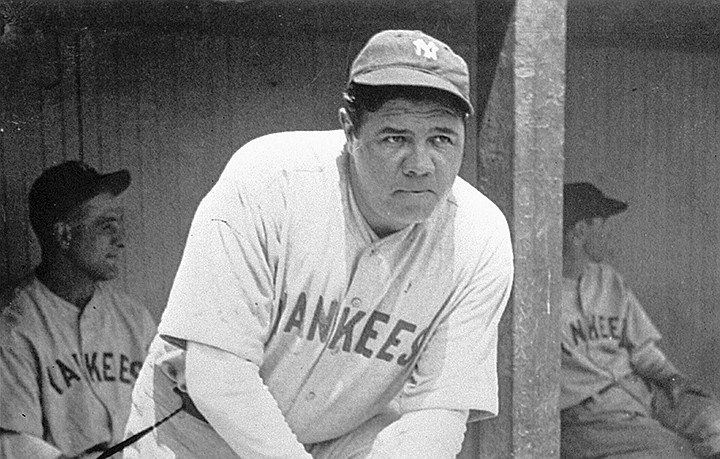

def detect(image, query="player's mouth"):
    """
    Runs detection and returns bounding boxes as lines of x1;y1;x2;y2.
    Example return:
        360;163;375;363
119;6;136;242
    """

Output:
394;189;436;197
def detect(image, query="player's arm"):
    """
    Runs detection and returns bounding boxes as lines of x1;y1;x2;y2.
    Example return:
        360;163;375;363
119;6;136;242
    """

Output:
184;340;312;459
630;341;679;381
630;341;689;405
0;328;72;458
367;409;469;459
622;287;686;403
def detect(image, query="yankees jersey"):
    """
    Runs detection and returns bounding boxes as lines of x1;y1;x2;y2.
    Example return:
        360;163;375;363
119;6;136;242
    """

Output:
130;129;513;450
560;263;662;410
0;276;155;457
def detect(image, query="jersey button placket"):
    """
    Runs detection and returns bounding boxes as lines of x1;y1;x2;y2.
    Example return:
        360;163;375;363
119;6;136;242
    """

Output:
344;247;378;312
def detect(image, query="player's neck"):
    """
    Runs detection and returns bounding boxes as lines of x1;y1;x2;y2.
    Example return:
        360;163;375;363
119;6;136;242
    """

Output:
36;261;96;310
562;249;591;281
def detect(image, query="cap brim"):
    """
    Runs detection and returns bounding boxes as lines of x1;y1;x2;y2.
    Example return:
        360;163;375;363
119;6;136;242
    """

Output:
97;169;131;196
599;198;628;218
564;196;628;227
352;67;474;114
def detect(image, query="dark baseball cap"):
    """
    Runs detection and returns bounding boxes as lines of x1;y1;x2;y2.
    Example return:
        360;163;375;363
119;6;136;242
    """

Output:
29;160;130;232
348;30;473;115
563;182;628;227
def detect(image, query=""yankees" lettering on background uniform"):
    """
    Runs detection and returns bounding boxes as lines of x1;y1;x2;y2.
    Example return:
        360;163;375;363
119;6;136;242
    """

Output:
124;129;513;456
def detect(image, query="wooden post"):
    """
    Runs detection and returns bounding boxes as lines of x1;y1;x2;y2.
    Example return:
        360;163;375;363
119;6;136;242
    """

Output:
460;0;567;457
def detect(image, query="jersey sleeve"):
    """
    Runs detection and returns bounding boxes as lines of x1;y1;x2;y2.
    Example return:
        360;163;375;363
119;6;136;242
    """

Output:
616;275;669;375
157;157;283;365
134;298;158;352
0;311;43;438
397;213;513;420
620;274;662;350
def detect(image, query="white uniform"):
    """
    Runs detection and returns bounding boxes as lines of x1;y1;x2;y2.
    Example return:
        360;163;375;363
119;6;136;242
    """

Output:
0;276;156;457
125;129;513;457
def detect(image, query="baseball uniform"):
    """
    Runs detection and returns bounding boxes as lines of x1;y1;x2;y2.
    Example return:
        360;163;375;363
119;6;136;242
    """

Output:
123;129;513;457
560;262;720;458
560;262;663;412
0;275;156;457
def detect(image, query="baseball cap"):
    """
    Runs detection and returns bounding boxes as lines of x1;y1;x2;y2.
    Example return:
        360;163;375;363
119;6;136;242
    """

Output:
29;160;130;232
563;182;628;228
348;30;473;115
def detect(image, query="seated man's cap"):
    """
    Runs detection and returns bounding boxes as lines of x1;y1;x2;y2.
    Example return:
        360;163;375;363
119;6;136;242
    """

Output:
348;29;473;115
564;182;628;227
29;160;130;231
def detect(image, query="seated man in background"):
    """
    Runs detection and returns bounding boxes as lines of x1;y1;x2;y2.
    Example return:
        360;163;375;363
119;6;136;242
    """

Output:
0;161;156;459
560;182;720;459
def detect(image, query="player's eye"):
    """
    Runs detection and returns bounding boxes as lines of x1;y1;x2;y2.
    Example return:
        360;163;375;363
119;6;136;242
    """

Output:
383;135;407;145
100;220;120;234
430;135;454;147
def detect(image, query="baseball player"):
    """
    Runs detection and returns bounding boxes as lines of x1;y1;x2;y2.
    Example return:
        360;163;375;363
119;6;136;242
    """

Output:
560;182;720;459
123;29;513;459
0;161;156;459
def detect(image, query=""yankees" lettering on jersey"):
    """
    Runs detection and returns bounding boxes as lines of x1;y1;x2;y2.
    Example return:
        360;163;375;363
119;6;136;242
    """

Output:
566;314;629;347
46;351;143;394
280;292;429;366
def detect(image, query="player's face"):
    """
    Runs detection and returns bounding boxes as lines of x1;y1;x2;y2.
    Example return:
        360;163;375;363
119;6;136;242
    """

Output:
65;192;126;281
583;217;616;263
343;98;465;237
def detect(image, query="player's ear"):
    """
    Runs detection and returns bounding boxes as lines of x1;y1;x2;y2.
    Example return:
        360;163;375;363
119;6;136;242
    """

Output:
53;221;72;251
338;108;356;142
570;219;589;244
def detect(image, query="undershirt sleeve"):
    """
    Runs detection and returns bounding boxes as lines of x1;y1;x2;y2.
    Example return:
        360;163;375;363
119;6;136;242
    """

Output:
184;341;312;459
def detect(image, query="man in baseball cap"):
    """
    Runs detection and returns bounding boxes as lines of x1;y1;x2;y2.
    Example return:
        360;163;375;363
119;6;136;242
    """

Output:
123;30;512;459
562;182;628;230
0;160;155;458
559;182;720;458
347;29;473;115
28;160;131;247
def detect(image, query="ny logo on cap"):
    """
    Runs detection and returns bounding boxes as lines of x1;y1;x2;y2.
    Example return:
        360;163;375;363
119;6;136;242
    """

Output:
413;39;438;60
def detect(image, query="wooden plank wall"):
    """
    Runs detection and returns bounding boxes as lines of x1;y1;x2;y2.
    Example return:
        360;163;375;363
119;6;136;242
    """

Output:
565;41;720;398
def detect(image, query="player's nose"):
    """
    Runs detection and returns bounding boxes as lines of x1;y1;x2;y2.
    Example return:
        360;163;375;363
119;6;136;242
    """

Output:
114;223;126;248
402;144;435;177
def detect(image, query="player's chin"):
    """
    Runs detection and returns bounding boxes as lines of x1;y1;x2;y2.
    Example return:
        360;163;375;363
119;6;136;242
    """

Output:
390;202;438;225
